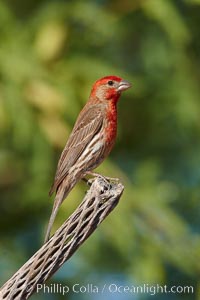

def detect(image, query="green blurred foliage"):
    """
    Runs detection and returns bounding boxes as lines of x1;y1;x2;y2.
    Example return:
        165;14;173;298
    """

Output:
0;0;200;299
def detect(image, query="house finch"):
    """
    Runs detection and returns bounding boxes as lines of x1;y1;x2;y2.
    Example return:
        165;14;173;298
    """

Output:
44;75;131;243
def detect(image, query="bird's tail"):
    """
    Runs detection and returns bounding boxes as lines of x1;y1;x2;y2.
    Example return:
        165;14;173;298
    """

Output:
44;179;76;243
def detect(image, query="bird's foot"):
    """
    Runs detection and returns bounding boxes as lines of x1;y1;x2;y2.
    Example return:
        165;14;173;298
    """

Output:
83;171;119;187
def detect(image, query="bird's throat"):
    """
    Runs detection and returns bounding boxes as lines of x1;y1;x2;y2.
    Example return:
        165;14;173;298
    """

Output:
105;100;117;145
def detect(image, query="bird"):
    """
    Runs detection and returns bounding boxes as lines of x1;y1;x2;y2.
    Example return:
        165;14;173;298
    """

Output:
44;75;131;243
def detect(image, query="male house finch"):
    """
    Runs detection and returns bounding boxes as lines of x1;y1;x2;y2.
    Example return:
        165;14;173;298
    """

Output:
44;76;131;243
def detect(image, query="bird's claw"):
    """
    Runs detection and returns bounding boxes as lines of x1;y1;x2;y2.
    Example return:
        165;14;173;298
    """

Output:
87;177;96;186
83;171;120;191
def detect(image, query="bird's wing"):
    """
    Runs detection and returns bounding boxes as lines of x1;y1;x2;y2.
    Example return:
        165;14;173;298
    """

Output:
49;104;104;195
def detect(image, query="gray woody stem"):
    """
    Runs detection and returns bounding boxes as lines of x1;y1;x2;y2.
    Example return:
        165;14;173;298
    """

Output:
0;177;124;300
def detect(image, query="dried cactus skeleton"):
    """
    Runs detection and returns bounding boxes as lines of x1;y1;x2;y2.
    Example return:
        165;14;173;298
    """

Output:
0;177;124;300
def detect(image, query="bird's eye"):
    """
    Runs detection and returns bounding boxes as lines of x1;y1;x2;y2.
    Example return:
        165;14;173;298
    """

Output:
107;80;114;86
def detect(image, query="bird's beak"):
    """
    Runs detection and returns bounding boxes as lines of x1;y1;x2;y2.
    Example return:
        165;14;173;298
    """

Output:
117;79;132;92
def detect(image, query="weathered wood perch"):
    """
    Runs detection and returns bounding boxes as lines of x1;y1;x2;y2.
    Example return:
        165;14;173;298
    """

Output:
0;177;124;300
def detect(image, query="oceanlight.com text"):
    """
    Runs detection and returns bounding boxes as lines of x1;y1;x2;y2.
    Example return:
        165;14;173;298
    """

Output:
36;283;194;296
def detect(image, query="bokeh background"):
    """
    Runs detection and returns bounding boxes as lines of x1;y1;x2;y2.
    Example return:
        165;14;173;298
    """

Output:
0;0;200;299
